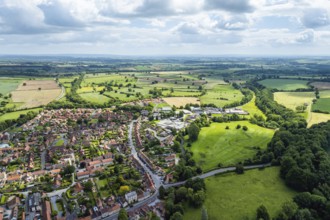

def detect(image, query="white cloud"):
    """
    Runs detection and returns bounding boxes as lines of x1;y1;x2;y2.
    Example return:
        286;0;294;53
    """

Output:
0;0;330;55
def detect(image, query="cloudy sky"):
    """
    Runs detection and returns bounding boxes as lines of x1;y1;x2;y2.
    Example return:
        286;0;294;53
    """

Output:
0;0;330;55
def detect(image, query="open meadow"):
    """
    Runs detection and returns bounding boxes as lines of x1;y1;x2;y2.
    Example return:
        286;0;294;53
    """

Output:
190;121;275;171
11;80;62;109
184;167;297;220
258;79;309;90
240;93;266;119
200;84;243;107
0;78;23;95
308;112;330;127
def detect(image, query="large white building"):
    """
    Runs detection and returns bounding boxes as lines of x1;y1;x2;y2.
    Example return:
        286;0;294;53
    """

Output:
125;191;137;204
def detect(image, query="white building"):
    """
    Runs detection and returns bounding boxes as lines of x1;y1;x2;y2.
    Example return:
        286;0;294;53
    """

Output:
125;191;137;204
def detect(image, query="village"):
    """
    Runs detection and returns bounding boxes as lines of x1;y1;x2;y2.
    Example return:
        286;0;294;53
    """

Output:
0;103;249;220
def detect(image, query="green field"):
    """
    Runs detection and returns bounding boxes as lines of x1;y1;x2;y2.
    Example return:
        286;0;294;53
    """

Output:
0;78;23;95
240;93;266;119
200;84;243;107
0;108;42;122
190;121;274;171
258;79;309;90
79;93;111;104
312;98;330;113
184;167;297;220
320;90;330;98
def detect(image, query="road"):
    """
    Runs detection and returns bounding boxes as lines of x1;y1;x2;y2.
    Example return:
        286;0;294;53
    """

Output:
56;85;65;101
104;120;271;220
127;120;162;188
164;163;271;188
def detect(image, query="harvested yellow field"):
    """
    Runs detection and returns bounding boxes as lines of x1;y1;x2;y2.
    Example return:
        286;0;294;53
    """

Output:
11;80;61;108
163;97;200;107
16;80;59;90
308;113;330;127
274;92;315;111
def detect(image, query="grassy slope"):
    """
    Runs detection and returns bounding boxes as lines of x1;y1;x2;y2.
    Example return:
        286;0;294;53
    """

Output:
259;79;309;90
190;121;274;171
240;93;266;119
184;167;297;220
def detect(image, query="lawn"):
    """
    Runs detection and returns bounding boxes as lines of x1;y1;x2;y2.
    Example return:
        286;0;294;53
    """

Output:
312;98;330;113
0;108;42;122
190;121;274;171
184;167;297;220
79;92;111;104
200;84;243;107
258;79;309;90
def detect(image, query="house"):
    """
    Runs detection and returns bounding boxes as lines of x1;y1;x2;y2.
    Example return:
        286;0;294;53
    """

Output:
77;171;90;180
42;200;52;220
88;160;102;168
125;191;137;204
190;107;204;115
7;196;20;209
11;206;18;220
161;107;172;113
6;174;20;183
74;182;84;195
101;158;113;166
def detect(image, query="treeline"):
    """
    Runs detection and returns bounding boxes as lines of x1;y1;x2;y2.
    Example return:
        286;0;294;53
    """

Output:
247;82;306;129
260;122;330;219
0;110;39;131
223;85;253;109
247;79;330;219
160;178;206;220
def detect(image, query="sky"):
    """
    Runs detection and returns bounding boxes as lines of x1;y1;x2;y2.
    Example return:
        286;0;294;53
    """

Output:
0;0;330;56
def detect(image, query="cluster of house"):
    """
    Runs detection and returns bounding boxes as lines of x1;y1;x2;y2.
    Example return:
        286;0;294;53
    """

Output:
0;195;21;220
134;117;178;175
76;153;114;180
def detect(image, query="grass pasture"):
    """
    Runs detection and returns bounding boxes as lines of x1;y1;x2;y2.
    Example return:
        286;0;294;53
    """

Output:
200;84;243;107
0;108;42;122
184;167;296;220
0;78;23;95
79;93;111;104
190;121;274;171
163;97;200;107
258;79;309;90
320;90;330;98
240;93;266;119
312;98;330;113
